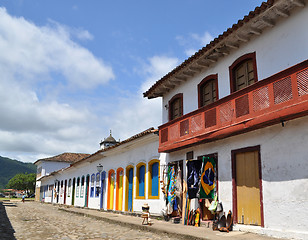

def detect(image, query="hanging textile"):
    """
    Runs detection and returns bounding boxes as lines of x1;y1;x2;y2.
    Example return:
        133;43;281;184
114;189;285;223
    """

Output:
200;156;216;199
175;168;182;213
167;166;176;206
187;160;202;199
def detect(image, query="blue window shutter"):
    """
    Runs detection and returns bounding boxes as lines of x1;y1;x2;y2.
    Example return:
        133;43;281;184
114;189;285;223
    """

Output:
151;162;159;196
139;165;145;197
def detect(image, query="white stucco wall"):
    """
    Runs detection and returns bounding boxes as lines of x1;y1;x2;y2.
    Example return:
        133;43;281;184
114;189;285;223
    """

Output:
162;6;308;124
39;134;167;215
38;161;71;178
166;115;308;239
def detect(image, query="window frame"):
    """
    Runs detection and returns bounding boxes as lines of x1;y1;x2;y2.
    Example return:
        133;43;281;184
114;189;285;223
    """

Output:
229;52;258;93
198;74;219;108
168;93;183;121
148;159;160;199
136;162;146;199
90;174;95;198
76;177;80;198
68;179;71;197
80;176;85;198
95;173;100;198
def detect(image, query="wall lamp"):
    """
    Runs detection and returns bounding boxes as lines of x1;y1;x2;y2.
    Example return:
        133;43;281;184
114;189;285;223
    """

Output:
97;164;104;172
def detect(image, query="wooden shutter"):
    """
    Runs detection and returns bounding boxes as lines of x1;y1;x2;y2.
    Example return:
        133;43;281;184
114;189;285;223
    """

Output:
201;80;217;107
171;97;182;120
235;59;255;91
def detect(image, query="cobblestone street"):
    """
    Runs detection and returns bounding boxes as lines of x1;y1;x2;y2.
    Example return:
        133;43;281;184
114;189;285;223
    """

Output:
1;201;177;240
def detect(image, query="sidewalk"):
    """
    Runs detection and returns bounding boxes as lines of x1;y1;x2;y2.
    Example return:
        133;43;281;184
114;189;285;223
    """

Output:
57;205;279;240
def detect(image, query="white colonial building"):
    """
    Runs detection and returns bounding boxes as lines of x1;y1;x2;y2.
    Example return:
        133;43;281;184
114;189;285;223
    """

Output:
144;0;308;239
36;128;167;215
35;1;308;239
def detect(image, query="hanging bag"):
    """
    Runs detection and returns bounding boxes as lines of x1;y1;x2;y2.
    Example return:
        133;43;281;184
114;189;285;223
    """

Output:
208;194;218;213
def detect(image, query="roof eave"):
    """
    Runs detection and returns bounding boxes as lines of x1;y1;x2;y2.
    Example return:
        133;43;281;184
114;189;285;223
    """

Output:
143;0;305;99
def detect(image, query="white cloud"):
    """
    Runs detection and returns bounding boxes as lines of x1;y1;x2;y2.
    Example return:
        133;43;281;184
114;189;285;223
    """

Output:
104;56;179;140
191;32;214;46
141;56;179;93
0;8;179;163
0;8;112;161
176;31;214;57
0;7;114;89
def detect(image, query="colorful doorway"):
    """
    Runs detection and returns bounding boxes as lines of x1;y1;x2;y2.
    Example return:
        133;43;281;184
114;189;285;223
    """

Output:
232;146;264;226
85;174;90;207
72;178;76;206
116;168;124;211
107;170;115;210
125;166;134;212
100;171;106;209
64;180;67;205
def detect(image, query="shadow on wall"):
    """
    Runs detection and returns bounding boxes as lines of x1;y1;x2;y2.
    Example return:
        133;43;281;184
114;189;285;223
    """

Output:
216;118;308;183
0;202;16;239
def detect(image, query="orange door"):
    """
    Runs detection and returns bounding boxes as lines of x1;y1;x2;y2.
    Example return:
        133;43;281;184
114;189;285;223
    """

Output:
236;151;261;226
108;172;115;210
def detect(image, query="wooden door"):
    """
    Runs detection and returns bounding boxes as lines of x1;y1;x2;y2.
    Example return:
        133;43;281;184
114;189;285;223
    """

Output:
236;151;261;225
108;172;115;210
85;175;90;207
128;168;133;211
72;178;75;206
100;172;106;209
64;180;67;205
117;170;123;211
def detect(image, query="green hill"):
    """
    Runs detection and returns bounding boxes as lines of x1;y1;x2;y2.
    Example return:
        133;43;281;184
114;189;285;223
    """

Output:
0;156;36;189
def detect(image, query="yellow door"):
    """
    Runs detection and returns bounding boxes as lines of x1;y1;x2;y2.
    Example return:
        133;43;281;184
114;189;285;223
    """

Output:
118;171;123;211
236;151;261;225
108;173;114;210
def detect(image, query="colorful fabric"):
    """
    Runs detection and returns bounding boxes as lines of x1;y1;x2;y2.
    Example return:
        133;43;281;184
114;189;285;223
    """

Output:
187;160;202;199
200;156;216;199
167;166;176;205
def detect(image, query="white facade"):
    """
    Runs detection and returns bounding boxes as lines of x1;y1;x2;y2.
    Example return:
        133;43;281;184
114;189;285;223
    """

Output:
162;6;308;124
35;1;308;239
145;1;308;239
37;161;71;178
166;116;308;239
38;131;167;215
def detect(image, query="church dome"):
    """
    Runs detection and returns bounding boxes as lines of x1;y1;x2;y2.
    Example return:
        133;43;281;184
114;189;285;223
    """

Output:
100;130;118;149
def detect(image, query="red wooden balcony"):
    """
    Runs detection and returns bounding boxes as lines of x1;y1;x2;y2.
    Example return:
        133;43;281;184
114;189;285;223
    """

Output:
159;60;308;153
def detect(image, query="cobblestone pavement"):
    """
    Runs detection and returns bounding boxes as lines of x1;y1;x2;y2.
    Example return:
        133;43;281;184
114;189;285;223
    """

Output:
2;201;178;240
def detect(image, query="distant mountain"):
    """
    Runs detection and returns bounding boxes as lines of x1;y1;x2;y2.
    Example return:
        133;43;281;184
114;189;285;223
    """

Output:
0;156;36;189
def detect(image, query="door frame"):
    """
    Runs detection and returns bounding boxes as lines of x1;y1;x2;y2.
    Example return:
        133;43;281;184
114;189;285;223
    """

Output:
64;180;67;205
107;170;115;210
116;168;124;211
231;145;264;227
72;178;76;206
100;171;106;209
85;174;90;207
125;166;134;212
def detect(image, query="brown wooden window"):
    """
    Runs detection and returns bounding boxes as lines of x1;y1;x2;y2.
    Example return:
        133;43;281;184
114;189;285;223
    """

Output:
169;93;183;121
198;74;218;108
229;52;258;93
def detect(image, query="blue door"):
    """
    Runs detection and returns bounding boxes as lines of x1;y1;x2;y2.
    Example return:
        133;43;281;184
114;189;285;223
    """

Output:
128;168;133;211
152;162;159;197
100;172;106;209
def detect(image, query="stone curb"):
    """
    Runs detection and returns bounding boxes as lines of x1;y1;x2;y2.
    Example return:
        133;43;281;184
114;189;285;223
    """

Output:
58;207;207;240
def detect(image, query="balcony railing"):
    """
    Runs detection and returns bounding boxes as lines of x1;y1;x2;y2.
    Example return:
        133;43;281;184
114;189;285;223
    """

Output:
159;60;308;153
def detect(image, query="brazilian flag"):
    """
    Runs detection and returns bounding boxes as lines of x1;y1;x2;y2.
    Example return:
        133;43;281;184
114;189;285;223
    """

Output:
199;156;216;199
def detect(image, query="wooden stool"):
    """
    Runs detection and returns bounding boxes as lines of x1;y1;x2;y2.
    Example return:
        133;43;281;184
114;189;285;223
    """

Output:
142;213;149;225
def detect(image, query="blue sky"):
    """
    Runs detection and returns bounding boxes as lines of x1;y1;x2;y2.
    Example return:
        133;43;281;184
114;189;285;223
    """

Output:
0;0;264;162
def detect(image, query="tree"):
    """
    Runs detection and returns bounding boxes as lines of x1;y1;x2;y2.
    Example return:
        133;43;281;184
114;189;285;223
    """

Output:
6;173;36;196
